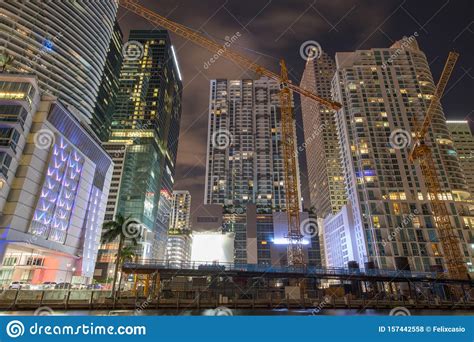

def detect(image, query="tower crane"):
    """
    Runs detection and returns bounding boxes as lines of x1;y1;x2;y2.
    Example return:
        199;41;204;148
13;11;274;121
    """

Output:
409;51;468;280
120;0;341;265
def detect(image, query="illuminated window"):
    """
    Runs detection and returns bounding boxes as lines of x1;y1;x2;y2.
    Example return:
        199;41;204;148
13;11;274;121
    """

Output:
393;203;400;215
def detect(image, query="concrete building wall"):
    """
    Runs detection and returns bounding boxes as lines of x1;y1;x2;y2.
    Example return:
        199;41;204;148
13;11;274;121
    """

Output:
447;121;474;198
332;37;474;272
322;204;357;268
300;52;346;219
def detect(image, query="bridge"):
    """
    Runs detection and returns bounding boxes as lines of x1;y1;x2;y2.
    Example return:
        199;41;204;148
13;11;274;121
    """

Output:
122;260;473;284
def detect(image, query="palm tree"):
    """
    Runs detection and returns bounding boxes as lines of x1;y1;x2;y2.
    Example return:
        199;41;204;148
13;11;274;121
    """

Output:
115;246;136;294
101;213;141;296
0;53;14;72
119;246;136;264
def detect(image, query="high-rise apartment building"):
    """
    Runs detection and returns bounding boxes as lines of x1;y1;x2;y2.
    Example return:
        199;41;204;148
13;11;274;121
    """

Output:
300;52;346;219
0;74;112;286
93;22;123;141
331;37;473;273
105;30;182;260
204;78;314;266
165;191;192;267
447;121;474;197
205;78;294;213
169;191;192;231
0;1;118;133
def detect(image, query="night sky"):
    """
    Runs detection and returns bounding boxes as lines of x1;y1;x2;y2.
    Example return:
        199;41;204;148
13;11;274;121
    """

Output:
117;0;474;216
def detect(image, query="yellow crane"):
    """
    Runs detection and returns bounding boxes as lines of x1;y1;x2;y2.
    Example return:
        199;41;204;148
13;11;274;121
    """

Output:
120;0;341;265
409;51;468;280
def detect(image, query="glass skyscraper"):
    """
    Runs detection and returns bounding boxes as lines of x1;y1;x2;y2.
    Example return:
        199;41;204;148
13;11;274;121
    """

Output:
107;30;182;260
93;22;123;141
0;0;118;134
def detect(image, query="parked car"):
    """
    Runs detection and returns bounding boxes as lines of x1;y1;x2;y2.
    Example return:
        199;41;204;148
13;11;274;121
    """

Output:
72;283;87;290
9;281;29;290
87;284;103;290
41;282;57;290
54;282;72;289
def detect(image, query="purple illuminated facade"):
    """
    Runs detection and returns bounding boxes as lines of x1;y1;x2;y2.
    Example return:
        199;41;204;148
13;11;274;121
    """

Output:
31;138;85;243
0;74;112;285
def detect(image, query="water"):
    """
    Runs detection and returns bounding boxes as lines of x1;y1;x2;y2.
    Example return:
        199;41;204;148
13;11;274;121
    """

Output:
1;309;473;316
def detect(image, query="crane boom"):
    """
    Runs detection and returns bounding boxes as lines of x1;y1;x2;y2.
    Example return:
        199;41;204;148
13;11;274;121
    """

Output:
120;0;341;111
119;0;341;266
413;52;459;141
409;52;468;281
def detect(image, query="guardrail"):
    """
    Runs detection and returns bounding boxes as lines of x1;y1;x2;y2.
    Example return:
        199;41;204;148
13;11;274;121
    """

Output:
1;288;473;311
0;289;114;310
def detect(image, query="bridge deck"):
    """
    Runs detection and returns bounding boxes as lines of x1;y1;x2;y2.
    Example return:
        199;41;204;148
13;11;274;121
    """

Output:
122;260;473;285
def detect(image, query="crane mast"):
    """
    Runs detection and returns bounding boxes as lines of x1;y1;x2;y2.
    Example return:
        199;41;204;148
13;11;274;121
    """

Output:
119;0;341;265
409;52;468;280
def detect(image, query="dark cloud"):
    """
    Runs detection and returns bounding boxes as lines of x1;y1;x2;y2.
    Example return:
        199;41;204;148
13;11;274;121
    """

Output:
118;0;474;214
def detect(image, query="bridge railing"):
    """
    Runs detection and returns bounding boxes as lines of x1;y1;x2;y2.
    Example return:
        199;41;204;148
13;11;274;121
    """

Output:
123;259;442;279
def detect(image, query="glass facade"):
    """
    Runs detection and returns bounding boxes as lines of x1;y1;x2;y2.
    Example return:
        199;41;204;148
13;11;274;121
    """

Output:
93;22;123;141
108;30;182;259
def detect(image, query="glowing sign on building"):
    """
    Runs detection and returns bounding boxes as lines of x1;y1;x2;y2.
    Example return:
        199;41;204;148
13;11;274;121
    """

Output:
191;231;234;263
